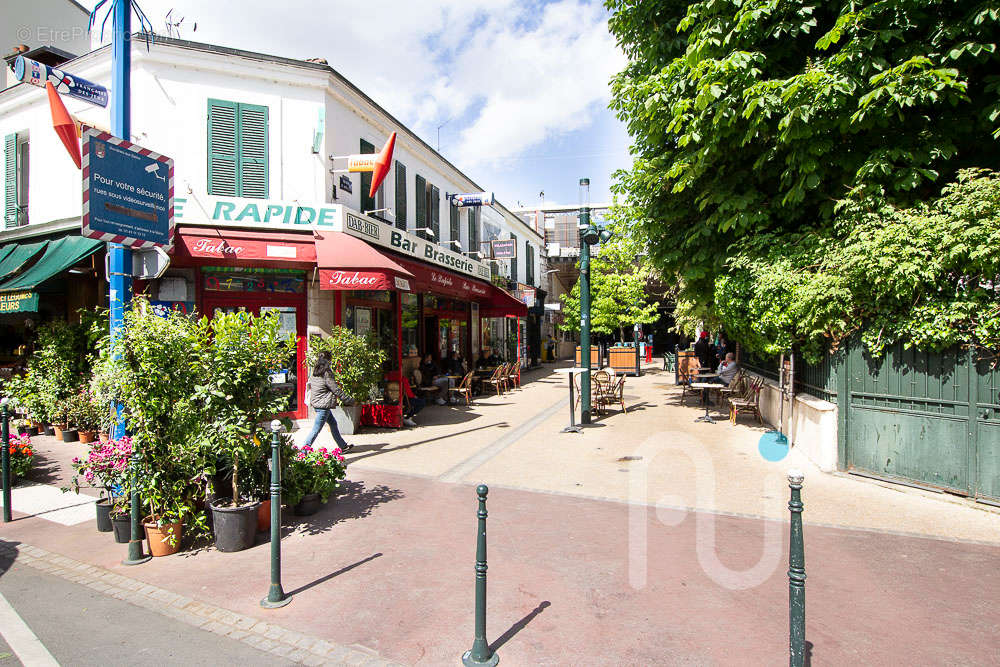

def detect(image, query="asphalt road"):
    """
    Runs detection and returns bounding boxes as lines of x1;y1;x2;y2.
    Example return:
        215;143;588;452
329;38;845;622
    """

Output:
0;555;296;666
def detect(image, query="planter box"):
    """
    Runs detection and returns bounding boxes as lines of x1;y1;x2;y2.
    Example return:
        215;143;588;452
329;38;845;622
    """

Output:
361;404;403;428
574;346;600;369
608;347;640;376
331;405;362;435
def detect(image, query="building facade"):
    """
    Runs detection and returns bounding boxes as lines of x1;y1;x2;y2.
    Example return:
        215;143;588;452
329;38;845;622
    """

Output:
0;37;544;424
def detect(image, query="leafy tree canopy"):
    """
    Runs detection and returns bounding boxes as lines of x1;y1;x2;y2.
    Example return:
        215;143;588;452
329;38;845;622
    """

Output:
607;0;1000;358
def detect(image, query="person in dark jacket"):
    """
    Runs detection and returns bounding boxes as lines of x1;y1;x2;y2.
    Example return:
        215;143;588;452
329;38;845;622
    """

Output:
302;351;355;451
694;331;715;370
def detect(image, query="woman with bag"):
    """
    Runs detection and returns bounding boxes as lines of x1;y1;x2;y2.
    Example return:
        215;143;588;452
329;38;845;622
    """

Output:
302;351;355;451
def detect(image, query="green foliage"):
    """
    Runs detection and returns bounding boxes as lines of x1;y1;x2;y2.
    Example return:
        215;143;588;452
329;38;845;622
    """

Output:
710;169;1000;361
560;218;661;339
607;0;1000;356
305;326;386;403
17;319;96;423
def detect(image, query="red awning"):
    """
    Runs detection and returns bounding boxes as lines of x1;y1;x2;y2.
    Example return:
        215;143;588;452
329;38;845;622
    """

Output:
314;231;413;291
481;285;528;318
176;227;316;263
392;255;527;317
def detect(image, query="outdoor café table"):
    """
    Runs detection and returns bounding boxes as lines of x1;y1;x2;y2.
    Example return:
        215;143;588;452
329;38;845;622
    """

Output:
554;367;588;433
689;381;720;424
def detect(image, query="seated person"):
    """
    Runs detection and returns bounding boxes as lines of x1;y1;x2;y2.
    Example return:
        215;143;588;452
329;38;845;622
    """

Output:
446;350;466;376
476;348;500;369
419;353;451;405
386;370;424;427
714;353;739;386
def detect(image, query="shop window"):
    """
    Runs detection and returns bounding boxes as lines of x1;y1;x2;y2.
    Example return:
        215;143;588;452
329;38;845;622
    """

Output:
3;132;28;228
510;232;518;281
402;292;419;357
394;161;407;231
207;99;268;198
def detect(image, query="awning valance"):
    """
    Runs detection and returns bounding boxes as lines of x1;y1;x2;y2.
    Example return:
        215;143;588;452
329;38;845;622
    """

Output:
481;285;528;318
175;227;317;264
392;256;492;301
0;236;102;292
315;231;413;291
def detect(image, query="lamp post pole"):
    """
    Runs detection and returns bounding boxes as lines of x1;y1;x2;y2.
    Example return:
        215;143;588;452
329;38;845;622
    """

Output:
1;398;10;523
578;178;592;424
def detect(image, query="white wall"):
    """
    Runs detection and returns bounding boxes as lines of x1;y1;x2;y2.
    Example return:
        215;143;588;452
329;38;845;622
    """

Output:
755;375;839;472
2;0;91;84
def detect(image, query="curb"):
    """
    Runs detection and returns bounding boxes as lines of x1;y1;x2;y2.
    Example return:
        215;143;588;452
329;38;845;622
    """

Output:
0;542;401;667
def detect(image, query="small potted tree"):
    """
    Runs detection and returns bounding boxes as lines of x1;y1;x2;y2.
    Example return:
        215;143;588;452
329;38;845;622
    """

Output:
198;310;293;552
71;388;104;444
305;327;385;435
66;436;133;535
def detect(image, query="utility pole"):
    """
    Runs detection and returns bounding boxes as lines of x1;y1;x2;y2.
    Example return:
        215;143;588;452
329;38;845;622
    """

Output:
578;179;592;424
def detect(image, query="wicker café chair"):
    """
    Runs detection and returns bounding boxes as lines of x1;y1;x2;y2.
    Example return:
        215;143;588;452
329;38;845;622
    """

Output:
592;370;612;415
505;362;521;390
449;371;475;406
729;375;765;425
484;365;507;396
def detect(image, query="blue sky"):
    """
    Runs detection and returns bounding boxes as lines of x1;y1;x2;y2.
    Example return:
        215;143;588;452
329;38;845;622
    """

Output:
94;0;632;207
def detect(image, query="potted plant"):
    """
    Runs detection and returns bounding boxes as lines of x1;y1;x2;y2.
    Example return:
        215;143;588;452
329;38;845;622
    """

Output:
5;433;35;486
197;310;292;552
66;436;133;534
305;327;385;435
70;388;104;444
284;443;346;515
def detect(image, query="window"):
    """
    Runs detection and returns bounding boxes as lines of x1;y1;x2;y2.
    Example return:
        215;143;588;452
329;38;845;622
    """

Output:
510;232;518;282
207;99;268;198
394;161;407;231
360;139;375;213
525;242;534;286
414;176;438;240
430;184;440;240
3;133;27;229
467;206;480;255
415;174;427;238
450;202;460;250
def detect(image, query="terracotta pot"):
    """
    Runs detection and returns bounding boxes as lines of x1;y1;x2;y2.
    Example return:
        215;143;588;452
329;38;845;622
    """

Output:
52;424;65;439
79;430;98;444
99;431;111;443
257;499;271;532
143;517;183;557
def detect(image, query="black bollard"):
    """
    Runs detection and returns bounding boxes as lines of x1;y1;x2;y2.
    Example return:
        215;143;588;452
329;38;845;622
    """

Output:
261;420;291;608
2;397;10;523
787;469;806;667
462;484;498;667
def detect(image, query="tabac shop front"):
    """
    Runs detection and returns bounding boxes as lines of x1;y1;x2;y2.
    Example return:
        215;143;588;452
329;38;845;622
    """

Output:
157;198;525;427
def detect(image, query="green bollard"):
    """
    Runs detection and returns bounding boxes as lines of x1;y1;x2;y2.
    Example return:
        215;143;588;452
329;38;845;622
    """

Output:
463;485;498;667
2;398;11;523
787;469;806;667
261;419;291;608
122;441;151;566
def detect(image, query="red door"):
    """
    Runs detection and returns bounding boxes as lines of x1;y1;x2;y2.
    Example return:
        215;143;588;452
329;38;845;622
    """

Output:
202;293;308;420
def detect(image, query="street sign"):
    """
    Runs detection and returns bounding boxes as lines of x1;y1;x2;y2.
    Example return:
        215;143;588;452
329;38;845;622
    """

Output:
490;239;517;259
82;128;174;249
339;174;353;194
451;192;495;207
14;56;109;107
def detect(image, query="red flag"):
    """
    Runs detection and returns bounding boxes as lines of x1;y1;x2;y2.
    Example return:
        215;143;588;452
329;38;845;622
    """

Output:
46;82;81;169
369;131;396;198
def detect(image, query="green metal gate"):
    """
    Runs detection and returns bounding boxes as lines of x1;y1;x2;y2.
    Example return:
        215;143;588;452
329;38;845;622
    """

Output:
838;343;1000;502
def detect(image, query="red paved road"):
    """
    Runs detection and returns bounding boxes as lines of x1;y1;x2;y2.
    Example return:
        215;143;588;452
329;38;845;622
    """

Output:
2;468;999;665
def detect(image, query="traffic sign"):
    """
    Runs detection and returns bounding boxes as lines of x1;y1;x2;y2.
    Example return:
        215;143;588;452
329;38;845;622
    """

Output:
82;128;174;249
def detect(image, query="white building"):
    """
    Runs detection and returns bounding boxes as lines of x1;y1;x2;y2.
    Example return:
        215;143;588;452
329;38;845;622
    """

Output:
0;36;544;425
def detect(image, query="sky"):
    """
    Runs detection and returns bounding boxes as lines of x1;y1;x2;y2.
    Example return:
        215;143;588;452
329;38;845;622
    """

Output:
92;0;633;208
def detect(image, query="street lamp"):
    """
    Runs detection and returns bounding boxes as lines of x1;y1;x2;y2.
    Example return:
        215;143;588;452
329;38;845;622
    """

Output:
577;178;613;424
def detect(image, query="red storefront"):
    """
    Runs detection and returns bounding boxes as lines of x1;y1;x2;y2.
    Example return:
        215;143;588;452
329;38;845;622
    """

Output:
161;223;525;427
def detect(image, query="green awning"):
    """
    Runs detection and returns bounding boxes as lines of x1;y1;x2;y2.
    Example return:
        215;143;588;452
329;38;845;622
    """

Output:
0;241;48;282
0;237;103;292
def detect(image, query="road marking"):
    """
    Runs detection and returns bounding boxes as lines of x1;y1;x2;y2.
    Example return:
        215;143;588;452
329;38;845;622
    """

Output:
8;484;97;525
439;396;568;483
0;589;60;666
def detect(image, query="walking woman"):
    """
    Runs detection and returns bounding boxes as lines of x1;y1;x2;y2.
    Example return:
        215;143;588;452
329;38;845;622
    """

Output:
302;351;355;452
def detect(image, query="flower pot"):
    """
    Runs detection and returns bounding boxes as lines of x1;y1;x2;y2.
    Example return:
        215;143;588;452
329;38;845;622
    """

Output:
42;423;55;436
23;425;39;436
61;428;79;443
331;405;362;435
209;499;261;553
79;430;98;444
111;513;132;544
98;431;110;443
293;493;325;516
52;424;65;439
95;497;113;532
143;517;183;557
257;499;272;532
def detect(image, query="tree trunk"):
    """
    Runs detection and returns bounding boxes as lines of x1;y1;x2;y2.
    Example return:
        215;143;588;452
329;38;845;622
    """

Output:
232;456;239;506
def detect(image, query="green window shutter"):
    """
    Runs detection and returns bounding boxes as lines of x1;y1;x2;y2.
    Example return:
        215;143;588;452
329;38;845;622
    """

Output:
430;184;440;240
4;134;17;229
450;202;460;247
360;139;375;212
526;242;534;285
415;174;426;238
394;161;407;230
207;99;238;197
510;233;518;282
237;103;268;198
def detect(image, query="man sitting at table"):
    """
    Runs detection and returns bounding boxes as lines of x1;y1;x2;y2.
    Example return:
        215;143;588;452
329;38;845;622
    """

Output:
446;349;466;376
477;348;499;369
714;353;739;386
420;353;451;405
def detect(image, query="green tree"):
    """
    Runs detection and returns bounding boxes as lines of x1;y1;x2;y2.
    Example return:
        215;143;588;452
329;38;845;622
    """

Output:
607;0;1000;300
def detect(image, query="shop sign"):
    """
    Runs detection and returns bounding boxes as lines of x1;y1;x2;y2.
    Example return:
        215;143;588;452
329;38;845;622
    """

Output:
515;288;537;306
394;276;411;291
174;196;341;227
491;239;517;259
150;300;196;317
450;192;495;207
0;291;39;313
321;269;394;291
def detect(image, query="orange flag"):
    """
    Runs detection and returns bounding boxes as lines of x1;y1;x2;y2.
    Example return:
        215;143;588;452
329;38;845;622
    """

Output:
369;131;396;198
46;81;81;169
